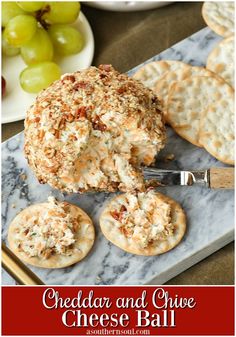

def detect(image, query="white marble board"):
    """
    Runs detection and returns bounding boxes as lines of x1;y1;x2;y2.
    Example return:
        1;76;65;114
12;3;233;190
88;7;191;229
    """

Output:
2;27;234;285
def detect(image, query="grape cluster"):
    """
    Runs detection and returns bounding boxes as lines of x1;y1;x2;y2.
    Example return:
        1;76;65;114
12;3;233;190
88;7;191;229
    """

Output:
2;2;83;93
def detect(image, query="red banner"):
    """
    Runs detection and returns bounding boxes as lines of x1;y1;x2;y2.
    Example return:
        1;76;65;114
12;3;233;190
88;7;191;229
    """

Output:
1;286;234;336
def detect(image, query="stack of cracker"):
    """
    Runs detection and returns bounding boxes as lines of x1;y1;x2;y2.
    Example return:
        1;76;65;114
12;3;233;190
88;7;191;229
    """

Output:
133;2;234;166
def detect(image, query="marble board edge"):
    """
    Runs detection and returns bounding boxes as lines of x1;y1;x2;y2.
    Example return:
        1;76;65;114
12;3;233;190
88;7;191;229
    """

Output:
147;229;234;285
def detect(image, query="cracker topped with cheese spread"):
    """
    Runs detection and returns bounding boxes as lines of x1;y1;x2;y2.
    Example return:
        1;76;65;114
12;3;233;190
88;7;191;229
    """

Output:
24;65;166;194
100;191;186;256
8;197;95;268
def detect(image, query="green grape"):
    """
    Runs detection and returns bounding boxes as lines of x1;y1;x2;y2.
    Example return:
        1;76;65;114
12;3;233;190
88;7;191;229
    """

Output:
2;35;20;56
2;2;25;27
20;62;61;93
42;2;80;24
48;24;83;56
17;2;45;12
3;15;37;47
21;28;53;65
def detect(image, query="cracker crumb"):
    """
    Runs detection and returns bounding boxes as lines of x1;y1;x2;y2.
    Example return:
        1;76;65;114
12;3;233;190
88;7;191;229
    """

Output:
20;174;27;181
12;204;16;208
164;153;175;162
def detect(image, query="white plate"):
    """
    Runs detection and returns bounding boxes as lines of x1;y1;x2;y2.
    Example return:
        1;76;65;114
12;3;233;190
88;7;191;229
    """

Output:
2;12;94;124
84;1;173;12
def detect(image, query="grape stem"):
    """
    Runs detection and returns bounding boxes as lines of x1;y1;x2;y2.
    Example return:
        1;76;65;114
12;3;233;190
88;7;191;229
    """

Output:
35;5;50;30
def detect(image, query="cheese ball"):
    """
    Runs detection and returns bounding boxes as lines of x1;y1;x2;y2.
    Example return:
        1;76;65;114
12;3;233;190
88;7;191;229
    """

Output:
24;65;166;193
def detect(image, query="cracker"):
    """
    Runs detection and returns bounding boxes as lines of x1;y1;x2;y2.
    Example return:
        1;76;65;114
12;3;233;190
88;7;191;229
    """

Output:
8;201;95;268
207;35;234;88
132;60;189;90
155;66;216;113
100;191;186;256
202;2;234;37
199;102;234;165
166;76;233;147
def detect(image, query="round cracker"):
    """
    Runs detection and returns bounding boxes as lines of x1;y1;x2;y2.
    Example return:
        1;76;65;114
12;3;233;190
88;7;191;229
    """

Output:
155;65;216;114
132;60;189;90
166;76;233;147
100;191;186;256
207;35;234;88
199;103;234;165
8;201;95;268
202;2;234;37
